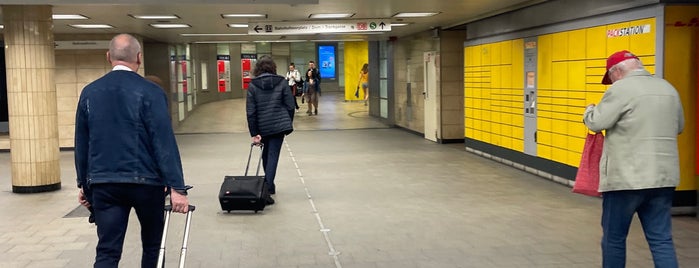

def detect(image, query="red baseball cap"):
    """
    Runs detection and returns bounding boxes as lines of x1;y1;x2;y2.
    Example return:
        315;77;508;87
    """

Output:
602;50;639;85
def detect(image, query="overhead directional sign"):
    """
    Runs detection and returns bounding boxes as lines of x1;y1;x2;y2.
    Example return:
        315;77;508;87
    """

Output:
248;19;391;35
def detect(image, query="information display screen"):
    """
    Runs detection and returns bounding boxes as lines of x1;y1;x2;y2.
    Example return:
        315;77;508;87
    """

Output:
317;44;336;79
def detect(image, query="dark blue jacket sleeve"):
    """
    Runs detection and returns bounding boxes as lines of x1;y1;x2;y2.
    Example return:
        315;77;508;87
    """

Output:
74;95;89;188
143;90;186;190
246;86;259;136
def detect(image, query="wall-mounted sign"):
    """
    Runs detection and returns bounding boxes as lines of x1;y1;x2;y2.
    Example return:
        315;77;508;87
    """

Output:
607;24;651;38
248;19;391;35
54;40;109;50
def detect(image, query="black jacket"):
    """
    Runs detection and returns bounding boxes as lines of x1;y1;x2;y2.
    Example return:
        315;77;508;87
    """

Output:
246;73;295;137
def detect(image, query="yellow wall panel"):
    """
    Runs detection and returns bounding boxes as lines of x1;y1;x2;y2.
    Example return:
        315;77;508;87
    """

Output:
512;139;524;152
538;131;552;146
568;61;586;90
551;147;567;164
511;39;525;88
628;18;656;56
539;118;552;132
586;26;608;59
552;32;569;61
567;151;582;167
665;5;699;191
551;62;568;89
606;22;631;54
568;29;587;60
538;34;553;90
538;145;552;159
501;40;513;65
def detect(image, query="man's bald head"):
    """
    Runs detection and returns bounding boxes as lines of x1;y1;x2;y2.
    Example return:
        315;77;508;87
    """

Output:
108;34;141;65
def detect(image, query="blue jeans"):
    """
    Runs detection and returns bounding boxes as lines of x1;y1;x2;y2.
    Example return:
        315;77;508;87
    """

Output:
261;134;285;194
601;187;678;268
91;184;165;268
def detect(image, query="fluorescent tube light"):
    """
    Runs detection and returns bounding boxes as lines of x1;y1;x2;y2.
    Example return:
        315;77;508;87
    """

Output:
391;23;409;27
221;14;266;18
393;12;440;18
53;14;89;20
181;33;247;36
130;14;180;20
227;24;249;28
309;13;355;19
150;23;191;29
69;24;113;29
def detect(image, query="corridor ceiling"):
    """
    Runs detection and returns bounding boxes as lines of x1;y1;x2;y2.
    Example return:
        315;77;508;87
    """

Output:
0;0;547;43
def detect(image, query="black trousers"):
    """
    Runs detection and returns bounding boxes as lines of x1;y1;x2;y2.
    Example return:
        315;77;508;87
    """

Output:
91;184;165;268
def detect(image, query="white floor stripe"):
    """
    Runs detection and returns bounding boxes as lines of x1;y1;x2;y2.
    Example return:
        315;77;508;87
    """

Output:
284;140;342;268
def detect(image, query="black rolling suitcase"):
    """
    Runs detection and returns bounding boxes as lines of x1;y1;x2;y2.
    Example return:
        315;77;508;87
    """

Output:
157;203;196;268
218;143;269;213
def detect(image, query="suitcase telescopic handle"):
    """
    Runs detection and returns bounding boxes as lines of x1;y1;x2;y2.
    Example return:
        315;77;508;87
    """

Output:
246;143;264;176
158;204;196;268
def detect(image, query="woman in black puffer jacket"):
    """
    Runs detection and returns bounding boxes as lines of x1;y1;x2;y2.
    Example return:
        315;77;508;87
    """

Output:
246;55;295;204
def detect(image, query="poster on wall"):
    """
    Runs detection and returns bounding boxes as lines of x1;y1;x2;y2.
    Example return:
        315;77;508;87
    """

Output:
317;44;337;79
217;55;231;92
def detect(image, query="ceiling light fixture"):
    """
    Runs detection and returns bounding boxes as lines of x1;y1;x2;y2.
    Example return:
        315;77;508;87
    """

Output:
221;14;266;18
227;24;249;28
69;24;113;29
391;23;410;27
150;23;191;29
53;14;89;20
130;14;180;20
0;25;4;29
392;12;440;18
309;13;355;19
181;33;247;36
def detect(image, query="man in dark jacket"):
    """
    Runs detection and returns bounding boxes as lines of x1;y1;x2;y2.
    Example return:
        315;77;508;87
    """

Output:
75;33;190;268
246;55;295;204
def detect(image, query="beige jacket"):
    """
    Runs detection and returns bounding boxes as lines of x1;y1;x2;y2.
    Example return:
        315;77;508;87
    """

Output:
583;70;684;192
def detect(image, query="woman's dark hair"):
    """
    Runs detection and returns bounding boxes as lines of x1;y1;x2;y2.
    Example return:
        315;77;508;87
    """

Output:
361;63;368;73
253;55;277;77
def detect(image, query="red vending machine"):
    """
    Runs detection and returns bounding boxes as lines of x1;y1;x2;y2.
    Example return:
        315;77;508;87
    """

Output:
217;55;230;92
241;54;257;90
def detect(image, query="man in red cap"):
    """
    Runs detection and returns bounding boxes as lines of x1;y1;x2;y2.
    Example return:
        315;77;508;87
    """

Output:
583;50;684;268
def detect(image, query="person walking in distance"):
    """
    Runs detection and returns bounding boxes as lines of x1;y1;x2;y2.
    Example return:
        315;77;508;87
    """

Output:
246;55;295;204
583;50;684;268
303;69;319;116
358;63;369;106
75;33;190;268
306;60;321;115
285;63;301;111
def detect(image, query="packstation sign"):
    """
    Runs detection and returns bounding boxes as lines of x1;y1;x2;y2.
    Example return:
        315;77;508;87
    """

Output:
248;19;391;35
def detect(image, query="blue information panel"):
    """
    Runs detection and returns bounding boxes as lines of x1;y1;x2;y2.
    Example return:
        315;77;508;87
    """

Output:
317;45;336;79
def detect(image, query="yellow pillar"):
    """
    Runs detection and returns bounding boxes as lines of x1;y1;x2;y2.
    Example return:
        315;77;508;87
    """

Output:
2;5;61;193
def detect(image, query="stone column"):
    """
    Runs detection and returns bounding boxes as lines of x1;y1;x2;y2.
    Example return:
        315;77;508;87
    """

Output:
2;5;61;193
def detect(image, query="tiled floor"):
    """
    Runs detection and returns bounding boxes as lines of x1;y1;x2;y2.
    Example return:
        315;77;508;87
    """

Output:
1;92;699;268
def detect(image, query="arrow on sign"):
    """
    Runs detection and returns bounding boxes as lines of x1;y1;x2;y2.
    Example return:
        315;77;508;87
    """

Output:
254;25;263;33
379;22;386;29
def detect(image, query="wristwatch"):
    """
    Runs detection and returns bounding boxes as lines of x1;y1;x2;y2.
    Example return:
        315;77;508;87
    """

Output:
173;188;188;196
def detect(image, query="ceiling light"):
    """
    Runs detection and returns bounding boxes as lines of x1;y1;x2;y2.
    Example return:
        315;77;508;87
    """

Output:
0;25;4;29
391;23;410;27
130;14;180;20
227;24;248;28
221;14;266;18
194;41;250;44
181;33;247;36
150;23;191;29
69;24;113;29
309;13;355;19
392;12;440;18
53;14;89;20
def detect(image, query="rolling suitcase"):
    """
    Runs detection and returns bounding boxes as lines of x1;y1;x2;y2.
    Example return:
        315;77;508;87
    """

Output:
218;143;269;213
157;204;196;268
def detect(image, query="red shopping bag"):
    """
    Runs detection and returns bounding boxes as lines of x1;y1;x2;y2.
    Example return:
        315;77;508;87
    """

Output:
572;132;604;197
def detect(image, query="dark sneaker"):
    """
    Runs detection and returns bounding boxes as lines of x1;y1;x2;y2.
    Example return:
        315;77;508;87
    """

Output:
314;109;318;115
266;196;275;205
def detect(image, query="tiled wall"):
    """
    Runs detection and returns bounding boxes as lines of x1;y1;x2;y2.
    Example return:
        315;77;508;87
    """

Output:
440;31;466;141
54;47;145;148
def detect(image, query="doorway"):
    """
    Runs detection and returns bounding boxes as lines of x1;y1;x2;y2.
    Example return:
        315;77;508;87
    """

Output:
423;51;439;142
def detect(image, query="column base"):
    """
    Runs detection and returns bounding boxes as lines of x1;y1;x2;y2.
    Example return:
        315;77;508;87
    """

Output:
12;182;61;193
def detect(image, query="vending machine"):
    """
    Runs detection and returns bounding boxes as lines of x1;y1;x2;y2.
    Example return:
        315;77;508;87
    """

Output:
241;54;257;90
217;55;231;92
